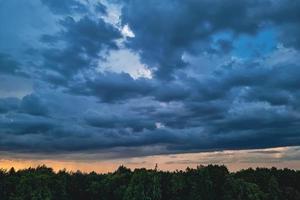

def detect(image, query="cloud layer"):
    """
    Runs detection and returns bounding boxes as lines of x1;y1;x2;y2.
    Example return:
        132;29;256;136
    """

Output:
0;0;299;159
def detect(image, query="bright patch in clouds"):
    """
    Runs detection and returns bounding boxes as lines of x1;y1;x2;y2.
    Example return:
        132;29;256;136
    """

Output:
99;49;152;79
122;24;135;38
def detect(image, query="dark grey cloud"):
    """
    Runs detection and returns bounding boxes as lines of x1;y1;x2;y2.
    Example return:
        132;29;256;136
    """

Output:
58;16;121;57
69;72;154;102
0;94;47;116
0;98;20;113
85;114;156;132
0;0;299;159
2;55;300;156
120;0;263;79
120;0;300;79
20;94;48;116
262;0;300;49
0;54;21;75
41;16;121;81
0;113;55;137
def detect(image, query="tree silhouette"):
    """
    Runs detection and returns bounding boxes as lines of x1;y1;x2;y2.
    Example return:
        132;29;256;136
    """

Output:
0;165;298;200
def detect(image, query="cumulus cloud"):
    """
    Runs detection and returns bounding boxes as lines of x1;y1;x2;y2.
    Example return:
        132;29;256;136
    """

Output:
0;0;299;160
120;0;263;79
41;15;121;81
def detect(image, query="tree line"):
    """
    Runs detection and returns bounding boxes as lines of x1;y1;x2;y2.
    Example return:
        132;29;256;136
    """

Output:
0;164;299;200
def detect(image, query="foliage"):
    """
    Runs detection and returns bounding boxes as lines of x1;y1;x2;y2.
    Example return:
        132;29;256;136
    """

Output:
0;165;299;200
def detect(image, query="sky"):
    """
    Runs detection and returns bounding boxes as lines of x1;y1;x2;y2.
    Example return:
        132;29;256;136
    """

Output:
0;0;300;172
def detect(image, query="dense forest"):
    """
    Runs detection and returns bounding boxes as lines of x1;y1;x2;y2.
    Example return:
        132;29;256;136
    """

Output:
0;165;299;200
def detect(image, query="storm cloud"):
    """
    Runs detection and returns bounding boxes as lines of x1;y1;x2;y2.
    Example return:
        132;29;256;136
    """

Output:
0;0;300;160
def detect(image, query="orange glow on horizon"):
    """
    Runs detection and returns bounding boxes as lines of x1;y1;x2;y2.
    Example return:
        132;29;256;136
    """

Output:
1;147;300;173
